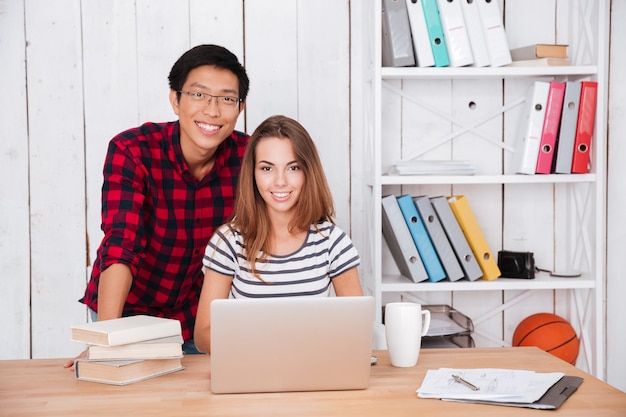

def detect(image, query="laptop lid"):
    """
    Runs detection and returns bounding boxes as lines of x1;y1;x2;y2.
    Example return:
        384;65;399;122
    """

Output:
209;296;375;394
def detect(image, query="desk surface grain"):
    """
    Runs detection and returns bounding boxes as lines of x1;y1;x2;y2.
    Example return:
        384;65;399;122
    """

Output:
1;347;625;416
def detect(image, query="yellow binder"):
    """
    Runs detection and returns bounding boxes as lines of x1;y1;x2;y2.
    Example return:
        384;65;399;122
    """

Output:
447;195;501;280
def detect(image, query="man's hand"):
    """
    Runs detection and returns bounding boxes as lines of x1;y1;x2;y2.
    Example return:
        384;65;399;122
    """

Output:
63;348;88;370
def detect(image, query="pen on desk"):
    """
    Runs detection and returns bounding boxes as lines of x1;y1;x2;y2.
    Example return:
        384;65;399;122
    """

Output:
452;374;480;391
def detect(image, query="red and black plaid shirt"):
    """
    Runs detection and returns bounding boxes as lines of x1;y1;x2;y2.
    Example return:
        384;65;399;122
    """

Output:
81;121;248;341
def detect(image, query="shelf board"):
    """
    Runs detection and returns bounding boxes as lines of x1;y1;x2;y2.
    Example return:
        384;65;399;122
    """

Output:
381;65;598;80
380;273;596;292
380;173;596;185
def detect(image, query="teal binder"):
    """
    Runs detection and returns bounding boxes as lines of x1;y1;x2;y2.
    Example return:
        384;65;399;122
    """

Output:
421;0;450;67
397;194;446;282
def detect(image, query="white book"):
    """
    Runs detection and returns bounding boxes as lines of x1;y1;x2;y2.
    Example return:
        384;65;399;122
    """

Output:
71;315;182;347
86;335;184;360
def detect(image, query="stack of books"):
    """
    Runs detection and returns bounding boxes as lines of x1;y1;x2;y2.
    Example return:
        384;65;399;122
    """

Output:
71;315;184;385
382;194;501;284
508;43;569;67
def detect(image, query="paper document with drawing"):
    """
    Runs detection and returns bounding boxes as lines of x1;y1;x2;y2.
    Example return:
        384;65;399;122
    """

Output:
417;368;564;402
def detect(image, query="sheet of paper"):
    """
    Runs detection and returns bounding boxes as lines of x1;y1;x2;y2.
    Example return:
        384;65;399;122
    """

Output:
417;368;564;403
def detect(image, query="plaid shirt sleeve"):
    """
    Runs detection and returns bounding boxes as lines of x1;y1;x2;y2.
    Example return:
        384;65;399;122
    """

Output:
81;122;249;341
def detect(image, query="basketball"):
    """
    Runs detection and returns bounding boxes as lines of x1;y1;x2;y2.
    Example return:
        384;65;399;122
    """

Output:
512;313;579;365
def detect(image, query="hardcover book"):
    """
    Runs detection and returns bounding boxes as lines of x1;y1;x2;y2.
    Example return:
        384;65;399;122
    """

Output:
86;335;184;361
71;315;182;347
74;357;184;385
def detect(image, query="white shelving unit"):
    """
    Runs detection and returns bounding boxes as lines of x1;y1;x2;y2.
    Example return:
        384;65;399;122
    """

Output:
351;0;609;379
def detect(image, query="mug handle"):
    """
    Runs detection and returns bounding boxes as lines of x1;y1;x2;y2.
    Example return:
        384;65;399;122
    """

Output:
420;310;431;336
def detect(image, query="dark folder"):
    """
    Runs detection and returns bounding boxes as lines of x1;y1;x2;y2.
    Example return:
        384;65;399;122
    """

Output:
445;375;583;410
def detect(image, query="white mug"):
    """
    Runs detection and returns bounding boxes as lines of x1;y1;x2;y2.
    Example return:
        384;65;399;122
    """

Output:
384;302;431;367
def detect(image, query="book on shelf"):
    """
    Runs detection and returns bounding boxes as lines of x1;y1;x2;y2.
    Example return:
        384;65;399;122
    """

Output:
74;357;184;385
510;43;569;60
71;315;182;347
86;335;184;361
506;57;570;67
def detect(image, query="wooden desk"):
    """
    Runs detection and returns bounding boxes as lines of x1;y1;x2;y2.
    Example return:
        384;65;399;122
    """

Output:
1;347;624;416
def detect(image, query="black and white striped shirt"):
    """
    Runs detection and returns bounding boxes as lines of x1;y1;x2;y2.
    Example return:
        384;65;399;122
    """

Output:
202;221;360;298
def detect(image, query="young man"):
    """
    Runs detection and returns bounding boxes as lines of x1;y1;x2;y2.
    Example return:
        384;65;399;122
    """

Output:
68;45;249;363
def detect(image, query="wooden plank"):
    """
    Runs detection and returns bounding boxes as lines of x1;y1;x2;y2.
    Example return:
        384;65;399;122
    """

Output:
244;0;297;131
296;0;351;229
82;0;140;296
501;0;558;350
136;0;190;123
189;0;245;132
0;0;31;359
606;0;626;393
25;0;87;358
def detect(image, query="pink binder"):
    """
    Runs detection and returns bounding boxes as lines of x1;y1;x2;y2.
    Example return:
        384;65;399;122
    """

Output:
536;81;566;174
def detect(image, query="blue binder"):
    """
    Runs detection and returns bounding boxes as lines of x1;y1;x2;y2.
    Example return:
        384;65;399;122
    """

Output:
397;194;446;282
421;0;450;67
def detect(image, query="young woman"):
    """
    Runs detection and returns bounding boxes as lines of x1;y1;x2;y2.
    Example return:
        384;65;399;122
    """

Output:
194;115;363;353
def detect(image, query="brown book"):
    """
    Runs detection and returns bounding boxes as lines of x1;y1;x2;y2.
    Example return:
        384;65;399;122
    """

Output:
510;43;568;60
75;358;184;385
86;335;184;360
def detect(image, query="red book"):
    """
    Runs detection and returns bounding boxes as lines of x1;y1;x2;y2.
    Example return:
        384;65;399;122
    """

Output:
536;81;566;174
571;81;598;173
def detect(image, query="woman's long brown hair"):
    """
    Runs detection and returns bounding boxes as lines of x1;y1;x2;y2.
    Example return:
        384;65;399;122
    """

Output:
231;115;336;277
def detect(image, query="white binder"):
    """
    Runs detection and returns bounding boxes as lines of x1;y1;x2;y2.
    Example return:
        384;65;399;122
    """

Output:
459;0;490;67
405;0;435;67
436;0;474;67
510;81;550;175
475;0;512;67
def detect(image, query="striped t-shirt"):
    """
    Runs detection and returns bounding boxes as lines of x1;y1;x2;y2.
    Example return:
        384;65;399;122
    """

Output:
202;221;360;298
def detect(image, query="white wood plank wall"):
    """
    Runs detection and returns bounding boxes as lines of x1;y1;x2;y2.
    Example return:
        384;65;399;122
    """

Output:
0;0;350;359
1;0;625;393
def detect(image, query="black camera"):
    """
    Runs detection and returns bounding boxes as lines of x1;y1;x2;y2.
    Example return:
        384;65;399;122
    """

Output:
497;250;535;279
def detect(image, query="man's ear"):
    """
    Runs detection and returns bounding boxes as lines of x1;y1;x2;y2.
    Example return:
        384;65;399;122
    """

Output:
169;89;180;116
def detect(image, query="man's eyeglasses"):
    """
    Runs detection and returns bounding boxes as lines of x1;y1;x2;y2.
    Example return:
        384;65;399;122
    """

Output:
178;90;242;110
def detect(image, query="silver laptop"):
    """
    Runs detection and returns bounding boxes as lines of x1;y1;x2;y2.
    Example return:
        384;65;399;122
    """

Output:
209;296;375;394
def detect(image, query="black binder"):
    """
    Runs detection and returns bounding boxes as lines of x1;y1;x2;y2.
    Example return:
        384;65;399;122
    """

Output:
444;376;583;410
